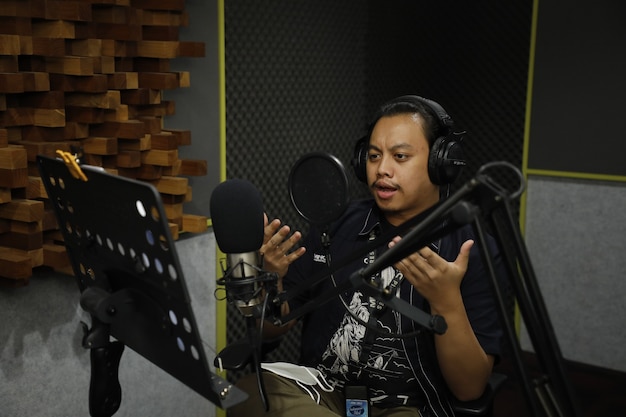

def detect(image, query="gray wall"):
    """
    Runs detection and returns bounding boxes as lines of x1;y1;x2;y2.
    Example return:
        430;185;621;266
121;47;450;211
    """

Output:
165;0;221;217
522;177;626;372
520;0;626;372
0;232;220;417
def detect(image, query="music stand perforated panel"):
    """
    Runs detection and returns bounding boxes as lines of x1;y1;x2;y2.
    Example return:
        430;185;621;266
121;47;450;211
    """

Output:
37;155;246;410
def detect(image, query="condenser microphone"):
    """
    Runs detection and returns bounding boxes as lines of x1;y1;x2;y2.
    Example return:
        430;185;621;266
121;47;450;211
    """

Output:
210;179;266;317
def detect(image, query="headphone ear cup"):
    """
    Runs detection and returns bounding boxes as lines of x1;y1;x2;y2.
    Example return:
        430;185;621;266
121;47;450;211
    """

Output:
428;136;446;185
352;136;368;183
428;136;466;185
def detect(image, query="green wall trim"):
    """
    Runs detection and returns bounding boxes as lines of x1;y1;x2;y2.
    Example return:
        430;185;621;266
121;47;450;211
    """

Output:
216;2;228;413
526;169;626;183
518;0;540;335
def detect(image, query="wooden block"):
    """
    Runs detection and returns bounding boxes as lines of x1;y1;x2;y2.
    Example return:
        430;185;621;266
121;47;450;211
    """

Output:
116;150;141;168
138;116;162;134
82;153;102;167
150;132;178;150
0;16;32;35
0;147;27;169
44;0;92;21
0;229;43;251
65;91;121;109
49;74;109;93
0;34;21;55
0;129;7;147
42;209;60;232
94;22;142;41
92;4;140;24
0;188;11;204
27;176;48;199
104;104;129;122
0;168;28;188
135;164;162;180
108;72;139;89
141;9;187;26
132;0;185;11
114;57;135;72
92;56;116;74
169;222;179;240
90;120;145;139
160;193;185;205
33;108;66;127
162;159;181;176
138;72;188;89
120;88;161;105
162;128;191;146
142;25;179;41
163;202;183;220
83;137;118;155
1;108;65;128
32;20;76;38
68;39;103;57
66;106;105;123
118;135;151;151
8;220;42;234
24;36;66;57
141;149;178;166
22;72;50;92
0;199;44;222
46;56;94;76
148;175;188;195
20;141;72;161
65;122;90;139
0;247;32;280
132;100;175;117
179;159;207;176
43;243;70;269
11;186;26;199
0;56;19;73
133;58;170;73
6;128;22;142
100;39;138;57
182;214;208;233
0;73;28;93
137;41;179;59
16;91;65;109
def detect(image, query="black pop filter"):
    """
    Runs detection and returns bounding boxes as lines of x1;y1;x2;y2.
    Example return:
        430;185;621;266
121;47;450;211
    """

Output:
288;152;349;226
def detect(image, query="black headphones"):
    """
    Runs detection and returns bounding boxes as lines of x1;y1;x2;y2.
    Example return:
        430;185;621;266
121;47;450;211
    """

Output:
352;95;466;186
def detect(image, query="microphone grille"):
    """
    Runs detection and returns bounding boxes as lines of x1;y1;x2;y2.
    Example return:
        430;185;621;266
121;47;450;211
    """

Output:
210;179;264;253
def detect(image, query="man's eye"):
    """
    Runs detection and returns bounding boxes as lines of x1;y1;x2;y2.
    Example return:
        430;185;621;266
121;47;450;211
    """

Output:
395;153;408;160
368;153;380;161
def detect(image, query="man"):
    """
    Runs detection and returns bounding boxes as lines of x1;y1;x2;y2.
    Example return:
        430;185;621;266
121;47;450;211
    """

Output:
230;95;503;417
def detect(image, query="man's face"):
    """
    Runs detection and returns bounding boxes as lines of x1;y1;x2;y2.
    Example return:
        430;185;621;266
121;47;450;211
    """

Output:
366;113;440;226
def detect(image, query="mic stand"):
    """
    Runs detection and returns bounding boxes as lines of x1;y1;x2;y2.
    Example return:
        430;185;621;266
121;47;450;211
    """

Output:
37;155;248;416
445;170;581;417
215;263;280;411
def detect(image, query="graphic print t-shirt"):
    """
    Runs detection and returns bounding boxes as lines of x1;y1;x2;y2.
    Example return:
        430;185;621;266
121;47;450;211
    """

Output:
317;266;420;407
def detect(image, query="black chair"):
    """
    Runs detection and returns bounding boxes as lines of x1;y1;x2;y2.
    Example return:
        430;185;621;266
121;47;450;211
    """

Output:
451;372;508;417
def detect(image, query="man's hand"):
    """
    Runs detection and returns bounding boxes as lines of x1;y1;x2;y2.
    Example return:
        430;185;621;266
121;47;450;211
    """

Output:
260;213;306;282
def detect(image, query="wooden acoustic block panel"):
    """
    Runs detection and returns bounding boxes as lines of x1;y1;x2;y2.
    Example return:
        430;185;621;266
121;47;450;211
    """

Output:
0;0;207;282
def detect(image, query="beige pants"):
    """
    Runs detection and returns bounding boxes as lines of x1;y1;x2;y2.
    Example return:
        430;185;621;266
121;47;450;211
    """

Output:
228;372;421;417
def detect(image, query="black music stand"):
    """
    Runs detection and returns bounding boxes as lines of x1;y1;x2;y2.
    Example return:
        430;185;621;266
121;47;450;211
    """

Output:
37;155;247;417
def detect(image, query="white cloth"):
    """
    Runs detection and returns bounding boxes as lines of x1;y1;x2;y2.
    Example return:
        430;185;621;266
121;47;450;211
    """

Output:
261;362;334;404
